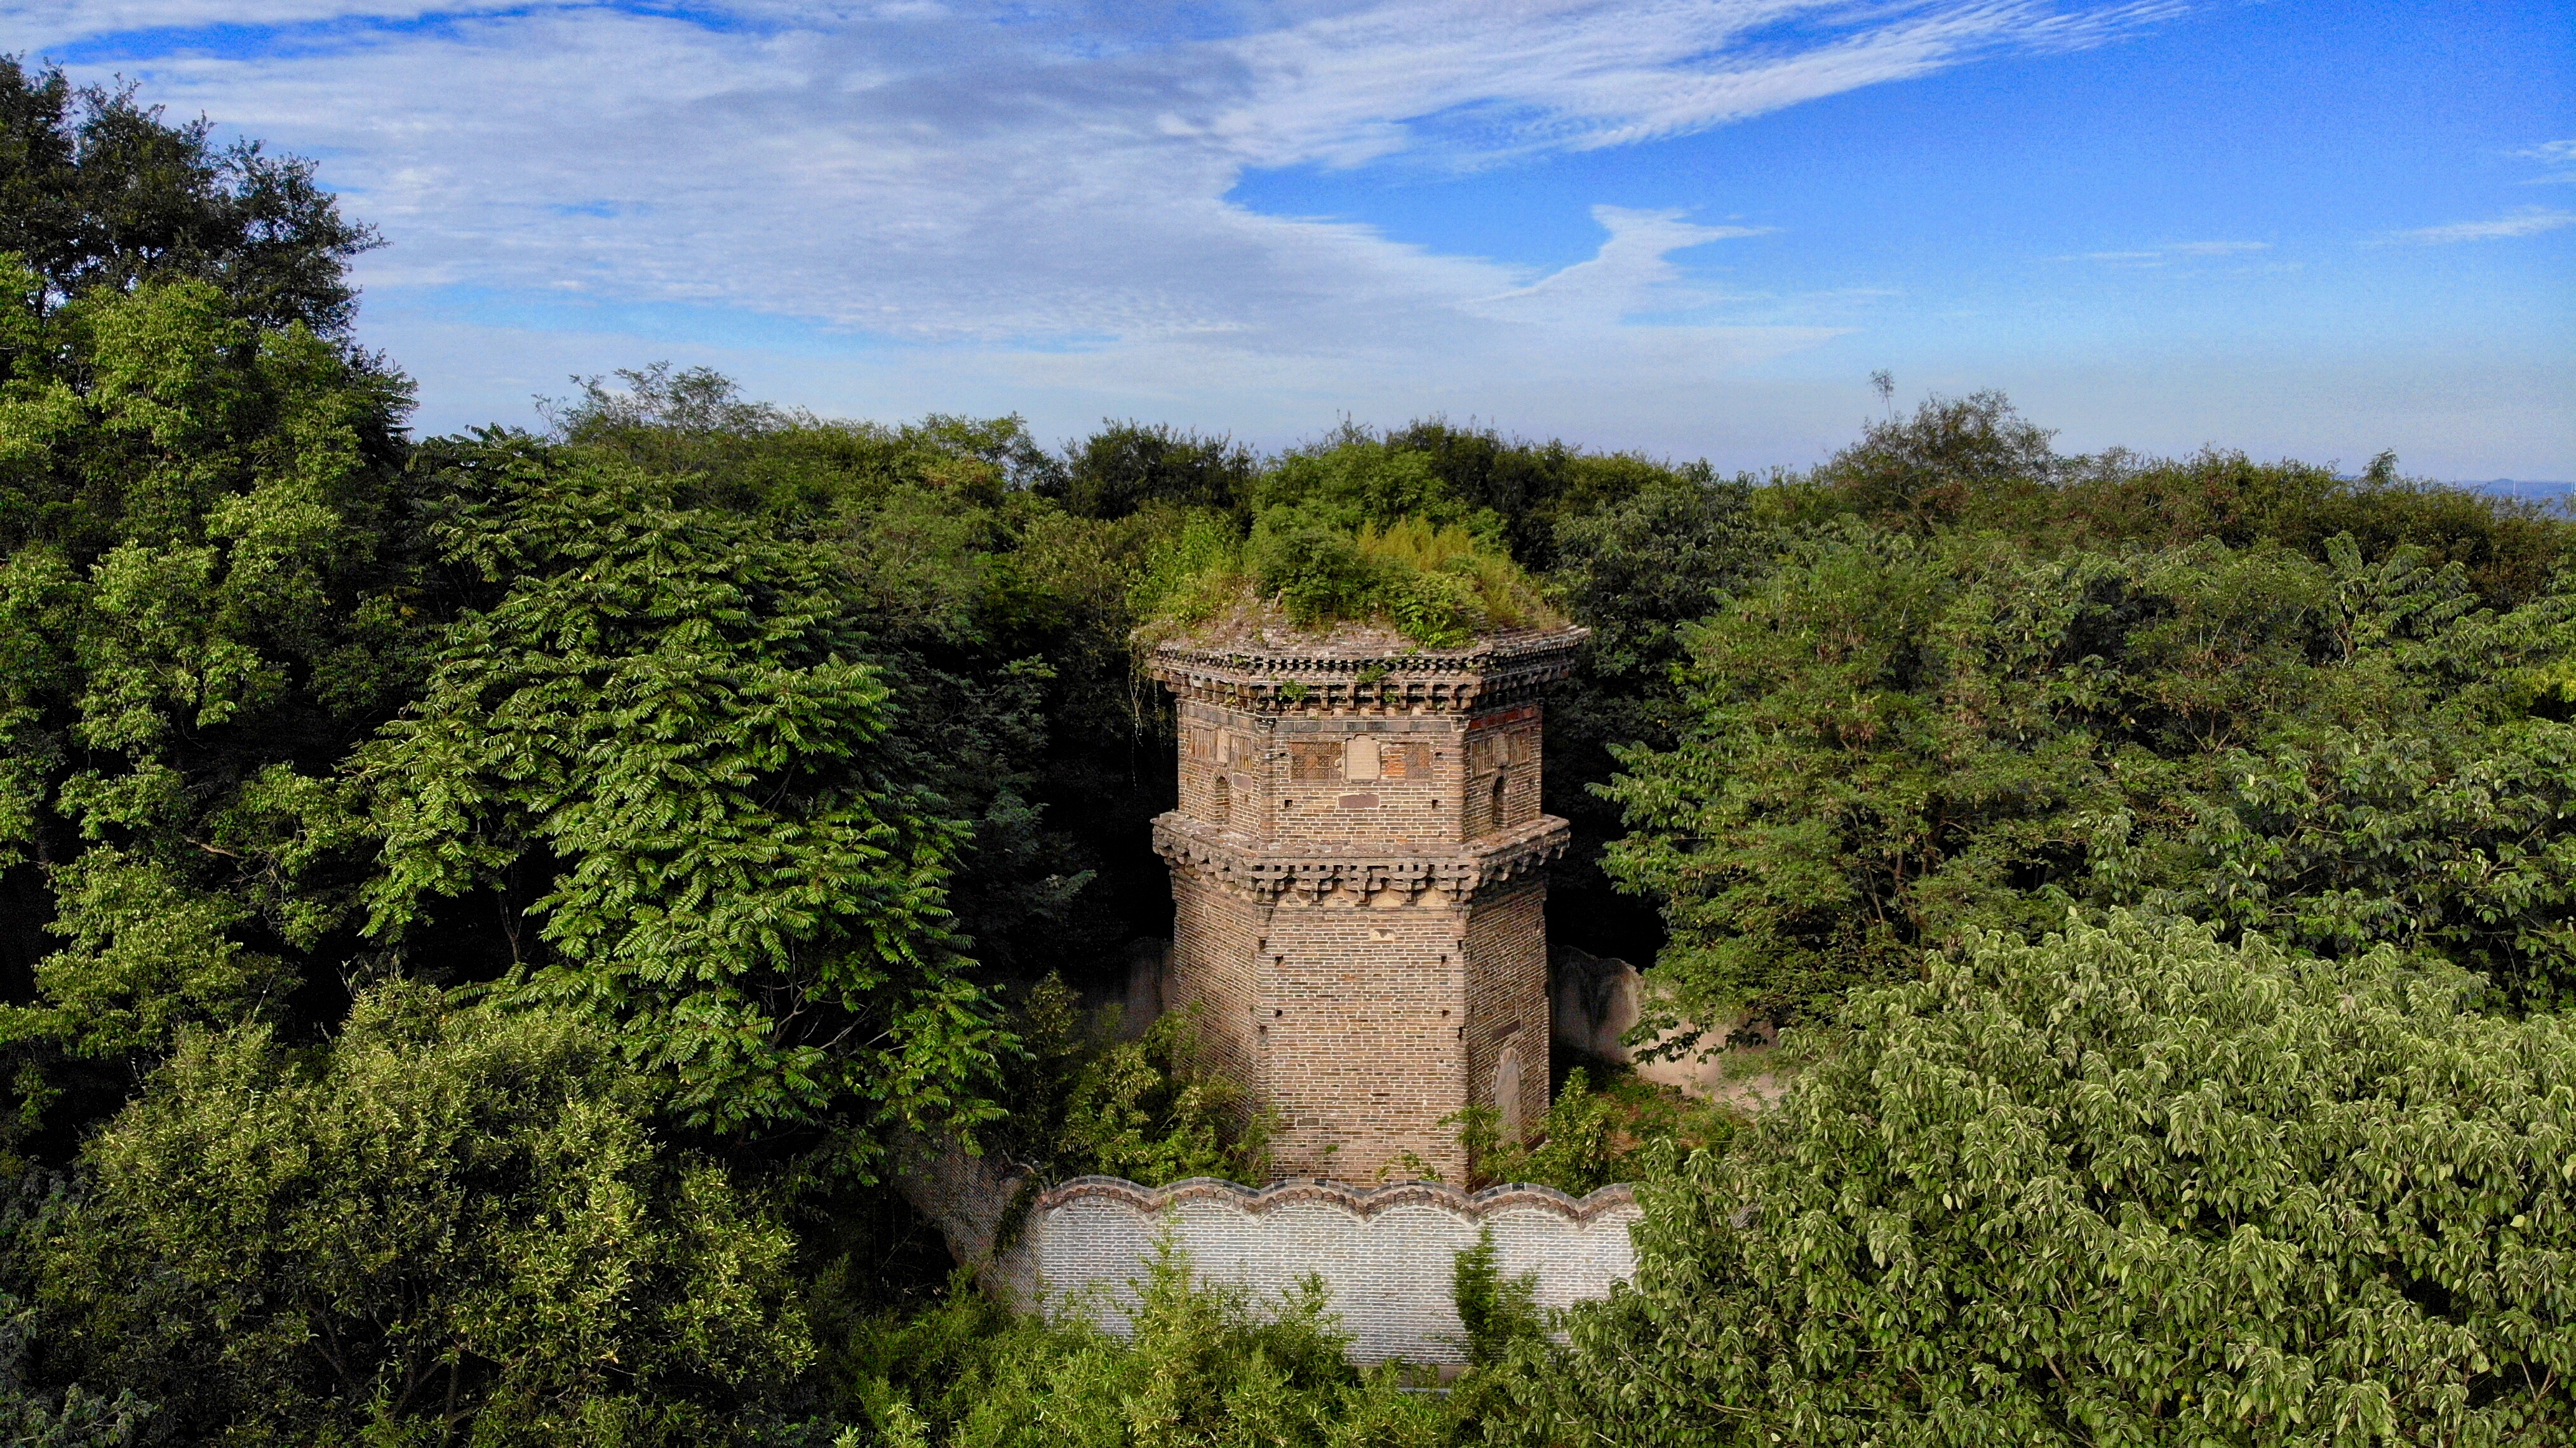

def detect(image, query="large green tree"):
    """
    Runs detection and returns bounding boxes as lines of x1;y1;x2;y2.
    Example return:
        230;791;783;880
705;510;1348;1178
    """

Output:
0;264;419;1137
0;59;380;339
31;982;809;1446
1519;915;2576;1445
1602;521;2576;1025
550;365;1176;979
356;433;1005;1152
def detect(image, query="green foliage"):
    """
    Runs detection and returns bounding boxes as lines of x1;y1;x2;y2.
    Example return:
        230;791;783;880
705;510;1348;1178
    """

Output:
1543;473;1780;946
1528;915;2576;1445
1128;509;1249;631
1449;1229;1540;1370
0;246;419;1139
1549;474;1768;689
1056;1010;1271;1185
2039;451;2572;611
546;366;1173;979
1144;504;1557;648
356;436;1005;1151
1447;1066;1741;1198
31;983;812;1445
1602;521;2576;1022
1813;390;2061;533
825;1248;1452;1447
0;60;381;338
1057;422;1254;521
1377;420;1711;572
2145;722;2576;1007
0;1295;150;1448
1120;430;1564;647
1600;528;2129;1022
1792;393;2572;610
0;77;415;1106
3;848;286;1071
995;978;1271;1185
1249;511;1552;645
1254;434;1491;536
1450;1068;1625;1195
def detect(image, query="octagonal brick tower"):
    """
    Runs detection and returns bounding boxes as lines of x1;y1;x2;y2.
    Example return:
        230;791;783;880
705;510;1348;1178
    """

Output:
1148;622;1587;1183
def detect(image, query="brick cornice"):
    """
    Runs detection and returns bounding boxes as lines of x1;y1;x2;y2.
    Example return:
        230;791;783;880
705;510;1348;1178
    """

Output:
1151;812;1569;902
1148;626;1587;715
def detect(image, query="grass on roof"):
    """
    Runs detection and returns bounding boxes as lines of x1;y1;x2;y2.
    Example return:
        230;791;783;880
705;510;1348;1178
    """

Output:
1133;509;1564;648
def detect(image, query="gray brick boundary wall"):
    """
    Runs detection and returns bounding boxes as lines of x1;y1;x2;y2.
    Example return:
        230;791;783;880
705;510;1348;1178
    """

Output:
985;1176;1644;1365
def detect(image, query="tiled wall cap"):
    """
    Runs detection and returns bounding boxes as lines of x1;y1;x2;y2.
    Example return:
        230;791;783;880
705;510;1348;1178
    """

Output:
1035;1174;1640;1224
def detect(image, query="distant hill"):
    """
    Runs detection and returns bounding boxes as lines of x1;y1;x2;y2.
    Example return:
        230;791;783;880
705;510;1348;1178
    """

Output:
2465;479;2576;503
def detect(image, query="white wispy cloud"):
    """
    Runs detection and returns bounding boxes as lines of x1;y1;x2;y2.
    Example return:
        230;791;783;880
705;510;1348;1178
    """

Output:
15;3;2179;326
4;0;486;35
2059;239;2269;265
3;0;2178;431
2517;139;2576;184
2387;209;2576;245
1473;207;1771;321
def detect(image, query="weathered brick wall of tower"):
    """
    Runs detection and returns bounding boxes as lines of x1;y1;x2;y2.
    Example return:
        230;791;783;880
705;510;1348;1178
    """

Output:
1149;625;1585;1183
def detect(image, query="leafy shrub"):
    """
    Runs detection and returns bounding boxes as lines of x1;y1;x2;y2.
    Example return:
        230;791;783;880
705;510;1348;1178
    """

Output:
1258;512;1552;645
993;978;1272;1186
1447;1068;1740;1195
826;1247;1450;1447
1057;1010;1272;1185
31;983;811;1445
1450;1069;1621;1195
1134;504;1557;647
1449;1229;1541;1370
1125;431;1564;647
1528;915;2576;1445
1127;509;1251;629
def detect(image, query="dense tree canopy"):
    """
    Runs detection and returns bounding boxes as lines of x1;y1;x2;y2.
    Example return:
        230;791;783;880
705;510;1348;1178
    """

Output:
1602;506;2576;1028
357;433;1004;1149
0;59;381;339
1522;916;2576;1445
0;84;420;1145
31;984;810;1445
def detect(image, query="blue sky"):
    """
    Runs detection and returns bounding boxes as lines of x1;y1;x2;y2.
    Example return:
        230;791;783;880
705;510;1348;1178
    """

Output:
8;0;2571;477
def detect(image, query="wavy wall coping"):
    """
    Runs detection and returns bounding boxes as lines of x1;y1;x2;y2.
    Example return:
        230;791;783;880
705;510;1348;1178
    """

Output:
1012;1172;1643;1364
1036;1174;1639;1224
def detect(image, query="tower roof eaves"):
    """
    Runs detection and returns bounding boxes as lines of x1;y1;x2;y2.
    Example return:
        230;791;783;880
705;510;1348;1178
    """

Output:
1146;621;1588;713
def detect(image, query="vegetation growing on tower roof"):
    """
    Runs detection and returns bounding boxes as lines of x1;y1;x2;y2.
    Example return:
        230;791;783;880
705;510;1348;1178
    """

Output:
1130;434;1565;647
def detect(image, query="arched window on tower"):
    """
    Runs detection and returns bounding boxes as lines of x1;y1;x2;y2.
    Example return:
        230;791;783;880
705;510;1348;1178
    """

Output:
1212;771;1231;826
1490;770;1509;833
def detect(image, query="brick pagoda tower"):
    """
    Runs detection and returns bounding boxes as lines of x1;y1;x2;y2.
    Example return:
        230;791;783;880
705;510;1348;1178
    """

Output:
1148;622;1587;1183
